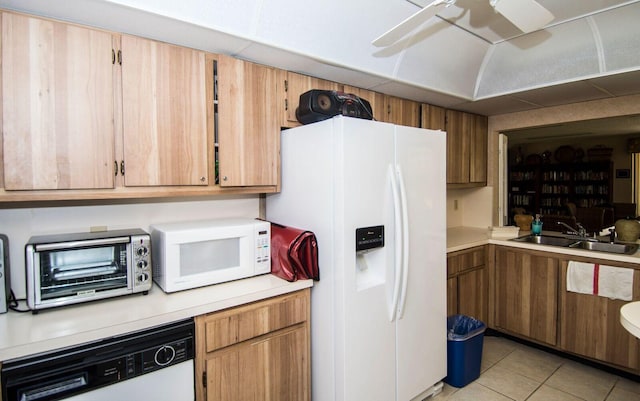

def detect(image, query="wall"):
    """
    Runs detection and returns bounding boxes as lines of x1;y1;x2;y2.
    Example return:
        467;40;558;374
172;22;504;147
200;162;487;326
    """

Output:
447;187;493;228
0;196;260;299
488;94;640;226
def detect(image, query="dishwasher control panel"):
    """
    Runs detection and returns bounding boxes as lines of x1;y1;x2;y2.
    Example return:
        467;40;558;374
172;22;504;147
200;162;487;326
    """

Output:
1;319;194;401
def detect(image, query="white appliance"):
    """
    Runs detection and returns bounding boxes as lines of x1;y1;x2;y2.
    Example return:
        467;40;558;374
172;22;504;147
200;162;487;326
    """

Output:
150;218;271;293
267;116;447;401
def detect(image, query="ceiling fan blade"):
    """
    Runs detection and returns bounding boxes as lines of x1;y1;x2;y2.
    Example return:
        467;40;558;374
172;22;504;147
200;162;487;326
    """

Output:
372;0;450;47
492;0;554;33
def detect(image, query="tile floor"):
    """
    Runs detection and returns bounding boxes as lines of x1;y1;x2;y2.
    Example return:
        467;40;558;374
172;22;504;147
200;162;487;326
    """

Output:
433;334;640;401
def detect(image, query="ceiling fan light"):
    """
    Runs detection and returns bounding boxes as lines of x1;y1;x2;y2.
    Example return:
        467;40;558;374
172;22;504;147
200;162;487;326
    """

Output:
492;0;554;33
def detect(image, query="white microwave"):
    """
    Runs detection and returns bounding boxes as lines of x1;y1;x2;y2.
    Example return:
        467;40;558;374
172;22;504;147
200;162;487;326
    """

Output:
150;218;271;293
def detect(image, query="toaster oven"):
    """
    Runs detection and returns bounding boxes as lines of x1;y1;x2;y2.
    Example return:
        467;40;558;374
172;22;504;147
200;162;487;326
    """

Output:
25;229;152;312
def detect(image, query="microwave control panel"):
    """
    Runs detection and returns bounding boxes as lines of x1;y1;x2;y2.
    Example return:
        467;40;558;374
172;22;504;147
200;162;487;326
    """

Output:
255;223;271;274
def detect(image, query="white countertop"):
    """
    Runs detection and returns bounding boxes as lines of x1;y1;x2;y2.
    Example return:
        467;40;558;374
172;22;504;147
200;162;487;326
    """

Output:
0;275;313;362
621;302;640;339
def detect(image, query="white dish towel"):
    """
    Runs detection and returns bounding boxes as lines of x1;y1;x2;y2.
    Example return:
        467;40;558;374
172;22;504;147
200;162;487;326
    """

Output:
567;261;634;301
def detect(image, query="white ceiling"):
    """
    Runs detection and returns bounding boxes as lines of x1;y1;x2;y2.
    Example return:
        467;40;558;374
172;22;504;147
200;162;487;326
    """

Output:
1;0;640;119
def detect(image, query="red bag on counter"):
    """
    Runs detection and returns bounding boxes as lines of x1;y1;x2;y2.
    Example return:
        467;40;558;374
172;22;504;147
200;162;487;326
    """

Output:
270;222;319;282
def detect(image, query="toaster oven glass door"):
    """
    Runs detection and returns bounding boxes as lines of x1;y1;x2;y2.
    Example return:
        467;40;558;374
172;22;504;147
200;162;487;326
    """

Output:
38;243;129;300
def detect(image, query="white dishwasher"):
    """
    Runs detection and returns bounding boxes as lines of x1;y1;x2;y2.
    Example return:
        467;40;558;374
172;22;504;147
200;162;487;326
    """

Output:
1;319;195;401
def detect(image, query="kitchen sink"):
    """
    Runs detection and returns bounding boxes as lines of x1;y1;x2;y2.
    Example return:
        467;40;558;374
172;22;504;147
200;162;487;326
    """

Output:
511;235;579;247
510;234;639;255
571;240;639;255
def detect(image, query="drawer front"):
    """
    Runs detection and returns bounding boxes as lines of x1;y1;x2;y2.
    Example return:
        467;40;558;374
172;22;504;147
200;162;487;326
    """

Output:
204;290;309;352
447;246;486;276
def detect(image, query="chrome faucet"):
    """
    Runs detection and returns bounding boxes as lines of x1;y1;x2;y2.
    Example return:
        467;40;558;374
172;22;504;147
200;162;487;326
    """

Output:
557;221;587;237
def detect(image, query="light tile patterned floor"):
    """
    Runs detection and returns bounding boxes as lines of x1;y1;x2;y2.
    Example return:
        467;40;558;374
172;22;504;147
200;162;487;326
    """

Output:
432;335;640;401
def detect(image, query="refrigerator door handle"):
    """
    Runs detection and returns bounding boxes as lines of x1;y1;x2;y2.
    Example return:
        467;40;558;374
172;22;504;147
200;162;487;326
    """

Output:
396;164;410;319
389;164;403;322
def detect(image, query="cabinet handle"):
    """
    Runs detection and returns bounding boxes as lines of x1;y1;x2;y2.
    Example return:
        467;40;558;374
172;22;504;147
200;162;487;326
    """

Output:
120;161;125;176
114;161;118;176
112;49;115;65
117;50;122;65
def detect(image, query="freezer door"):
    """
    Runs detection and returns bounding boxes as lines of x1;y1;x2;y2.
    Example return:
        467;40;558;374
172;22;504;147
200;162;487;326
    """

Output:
339;117;398;401
394;125;447;400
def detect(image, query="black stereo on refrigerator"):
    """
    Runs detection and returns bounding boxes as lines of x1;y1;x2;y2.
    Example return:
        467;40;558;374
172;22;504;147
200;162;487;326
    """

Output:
295;90;374;125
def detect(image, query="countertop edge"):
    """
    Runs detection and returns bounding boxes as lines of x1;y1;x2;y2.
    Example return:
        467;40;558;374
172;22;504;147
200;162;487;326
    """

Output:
447;226;640;264
0;275;313;361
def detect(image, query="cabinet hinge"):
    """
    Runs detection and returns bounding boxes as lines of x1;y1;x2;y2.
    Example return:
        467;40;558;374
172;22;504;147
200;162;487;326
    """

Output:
284;79;288;92
202;371;207;388
285;98;289;111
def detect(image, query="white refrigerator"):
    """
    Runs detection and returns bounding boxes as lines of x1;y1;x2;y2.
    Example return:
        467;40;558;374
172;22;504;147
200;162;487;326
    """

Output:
266;116;447;401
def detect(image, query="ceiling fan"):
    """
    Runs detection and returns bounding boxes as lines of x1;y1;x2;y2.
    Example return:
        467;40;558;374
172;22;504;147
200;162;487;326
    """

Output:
372;0;555;47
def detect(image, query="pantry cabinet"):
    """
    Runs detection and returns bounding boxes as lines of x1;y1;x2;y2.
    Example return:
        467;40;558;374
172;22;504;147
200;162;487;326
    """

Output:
447;246;488;323
1;12;116;190
120;35;209;186
216;55;280;187
445;110;487;187
194;289;310;401
494;246;558;346
559;258;640;371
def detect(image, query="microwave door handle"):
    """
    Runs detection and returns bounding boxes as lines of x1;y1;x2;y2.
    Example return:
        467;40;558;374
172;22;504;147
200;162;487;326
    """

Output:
34;237;131;251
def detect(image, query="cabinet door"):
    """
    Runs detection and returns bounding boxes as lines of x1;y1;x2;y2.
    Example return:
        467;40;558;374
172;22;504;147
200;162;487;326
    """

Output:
383;95;420;127
121;35;208;186
445;110;470;184
283;72;340;127
217;55;279;187
494;246;558;345
343;85;384;122
445;110;487;186
470;114;487;184
2;12;115;190
205;325;309;401
421;104;446;130
457;268;489;323
559;260;640;370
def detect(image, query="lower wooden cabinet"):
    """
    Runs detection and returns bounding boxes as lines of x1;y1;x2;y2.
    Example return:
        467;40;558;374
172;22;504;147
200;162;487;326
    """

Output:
195;289;310;401
494;246;558;346
447;246;488;323
559;259;640;370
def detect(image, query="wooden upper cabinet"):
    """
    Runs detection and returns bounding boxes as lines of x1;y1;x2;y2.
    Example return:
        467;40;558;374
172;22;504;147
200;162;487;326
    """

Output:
282;71;341;128
120;35;208;186
421;104;446;131
343;86;384;122
216;55;279;187
470;114;488;184
445;110;487;187
383;95;420;127
1;12;116;190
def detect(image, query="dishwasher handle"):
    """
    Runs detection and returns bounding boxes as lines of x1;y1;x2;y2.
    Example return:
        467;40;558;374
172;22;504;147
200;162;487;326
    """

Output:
18;373;89;401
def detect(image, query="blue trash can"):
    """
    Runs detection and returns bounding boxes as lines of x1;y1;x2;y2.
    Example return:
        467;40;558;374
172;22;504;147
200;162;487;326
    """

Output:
444;314;486;388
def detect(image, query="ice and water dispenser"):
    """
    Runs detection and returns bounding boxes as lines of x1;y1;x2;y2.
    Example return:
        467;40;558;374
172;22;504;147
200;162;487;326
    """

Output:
355;225;387;291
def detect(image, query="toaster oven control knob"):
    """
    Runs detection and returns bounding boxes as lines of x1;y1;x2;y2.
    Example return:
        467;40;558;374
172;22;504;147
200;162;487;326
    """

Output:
136;246;149;257
154;345;175;366
138;272;149;282
137;260;148;269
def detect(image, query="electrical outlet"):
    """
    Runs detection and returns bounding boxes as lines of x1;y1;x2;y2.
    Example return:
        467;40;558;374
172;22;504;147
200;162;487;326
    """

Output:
453;199;458;210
